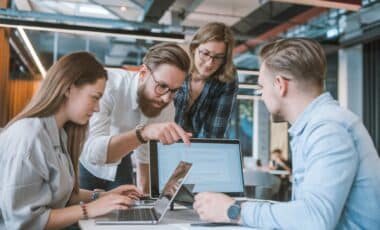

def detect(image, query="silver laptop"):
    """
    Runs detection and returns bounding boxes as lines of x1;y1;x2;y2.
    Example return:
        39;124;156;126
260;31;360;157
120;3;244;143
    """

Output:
96;161;192;225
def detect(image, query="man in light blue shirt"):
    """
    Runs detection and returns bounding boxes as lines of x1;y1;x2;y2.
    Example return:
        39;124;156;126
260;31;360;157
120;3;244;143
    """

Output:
193;38;380;229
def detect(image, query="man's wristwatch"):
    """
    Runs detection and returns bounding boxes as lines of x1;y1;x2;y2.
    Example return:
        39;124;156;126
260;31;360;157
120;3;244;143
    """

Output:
227;200;241;222
135;124;147;144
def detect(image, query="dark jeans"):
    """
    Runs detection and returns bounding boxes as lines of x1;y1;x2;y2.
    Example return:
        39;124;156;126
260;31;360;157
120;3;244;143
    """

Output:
79;154;134;191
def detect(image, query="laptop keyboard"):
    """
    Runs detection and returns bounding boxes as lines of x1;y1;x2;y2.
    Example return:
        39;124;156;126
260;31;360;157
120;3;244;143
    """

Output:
117;208;156;221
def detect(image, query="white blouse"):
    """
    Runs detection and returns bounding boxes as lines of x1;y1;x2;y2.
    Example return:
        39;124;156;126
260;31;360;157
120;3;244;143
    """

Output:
0;116;75;229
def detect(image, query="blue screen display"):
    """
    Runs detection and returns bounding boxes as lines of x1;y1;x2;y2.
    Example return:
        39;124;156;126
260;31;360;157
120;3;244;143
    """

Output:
156;142;244;193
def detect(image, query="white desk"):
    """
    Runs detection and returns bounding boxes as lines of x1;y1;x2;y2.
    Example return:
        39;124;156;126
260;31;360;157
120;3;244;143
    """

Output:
79;207;255;230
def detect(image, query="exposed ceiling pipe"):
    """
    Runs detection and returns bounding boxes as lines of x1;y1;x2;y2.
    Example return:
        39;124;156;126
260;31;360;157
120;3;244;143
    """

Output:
270;0;361;11
233;7;328;55
0;8;179;32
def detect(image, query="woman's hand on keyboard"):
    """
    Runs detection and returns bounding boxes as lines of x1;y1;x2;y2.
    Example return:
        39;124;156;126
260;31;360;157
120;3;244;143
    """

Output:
104;184;144;200
87;193;134;218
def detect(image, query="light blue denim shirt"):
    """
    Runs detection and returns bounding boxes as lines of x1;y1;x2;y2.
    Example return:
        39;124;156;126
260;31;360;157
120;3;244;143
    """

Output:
241;92;380;229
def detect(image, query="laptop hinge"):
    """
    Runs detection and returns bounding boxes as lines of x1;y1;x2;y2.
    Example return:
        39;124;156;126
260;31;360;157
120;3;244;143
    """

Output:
152;208;159;221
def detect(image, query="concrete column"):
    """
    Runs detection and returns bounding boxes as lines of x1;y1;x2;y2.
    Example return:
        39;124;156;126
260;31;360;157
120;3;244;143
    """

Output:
253;100;270;165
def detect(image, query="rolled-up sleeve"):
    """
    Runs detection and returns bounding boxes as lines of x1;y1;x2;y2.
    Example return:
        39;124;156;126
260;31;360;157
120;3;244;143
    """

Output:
81;85;114;164
133;144;149;164
1;152;52;230
241;122;358;229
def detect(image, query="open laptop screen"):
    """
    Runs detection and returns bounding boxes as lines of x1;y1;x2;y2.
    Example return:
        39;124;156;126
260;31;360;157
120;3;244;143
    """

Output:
95;161;192;225
153;161;192;221
150;139;244;197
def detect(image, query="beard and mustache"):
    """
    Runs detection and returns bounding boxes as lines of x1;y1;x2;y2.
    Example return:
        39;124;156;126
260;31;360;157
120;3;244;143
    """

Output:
137;82;169;118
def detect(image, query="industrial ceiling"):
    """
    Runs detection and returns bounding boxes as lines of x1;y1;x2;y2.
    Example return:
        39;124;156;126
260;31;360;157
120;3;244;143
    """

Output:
0;0;378;78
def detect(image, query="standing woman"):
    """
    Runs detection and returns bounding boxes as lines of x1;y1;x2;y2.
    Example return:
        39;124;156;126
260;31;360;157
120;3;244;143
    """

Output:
175;22;238;138
0;52;142;229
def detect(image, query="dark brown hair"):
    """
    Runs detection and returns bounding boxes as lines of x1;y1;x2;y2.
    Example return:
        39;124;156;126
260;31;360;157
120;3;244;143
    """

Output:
272;148;283;155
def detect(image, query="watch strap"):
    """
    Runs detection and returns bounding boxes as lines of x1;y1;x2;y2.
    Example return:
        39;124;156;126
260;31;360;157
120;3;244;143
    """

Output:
227;200;242;221
135;124;147;144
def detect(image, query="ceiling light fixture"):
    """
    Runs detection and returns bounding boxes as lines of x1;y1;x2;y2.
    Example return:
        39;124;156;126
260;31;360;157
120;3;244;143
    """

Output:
79;4;110;15
16;27;46;78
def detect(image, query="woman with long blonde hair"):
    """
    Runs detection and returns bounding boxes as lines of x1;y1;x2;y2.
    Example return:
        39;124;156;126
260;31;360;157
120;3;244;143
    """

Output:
174;22;238;138
0;52;142;229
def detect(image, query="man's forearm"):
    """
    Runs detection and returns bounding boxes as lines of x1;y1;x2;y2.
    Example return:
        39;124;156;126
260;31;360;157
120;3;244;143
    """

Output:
137;163;150;194
107;131;141;163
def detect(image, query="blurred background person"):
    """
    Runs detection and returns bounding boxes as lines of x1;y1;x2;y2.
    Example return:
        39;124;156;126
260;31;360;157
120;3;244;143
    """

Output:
269;148;292;201
269;148;291;173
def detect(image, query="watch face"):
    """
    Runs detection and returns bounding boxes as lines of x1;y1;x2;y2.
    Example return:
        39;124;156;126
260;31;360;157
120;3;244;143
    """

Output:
227;203;241;220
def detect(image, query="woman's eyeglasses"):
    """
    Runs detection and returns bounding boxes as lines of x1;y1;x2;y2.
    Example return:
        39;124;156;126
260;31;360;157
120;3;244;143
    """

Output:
197;49;225;64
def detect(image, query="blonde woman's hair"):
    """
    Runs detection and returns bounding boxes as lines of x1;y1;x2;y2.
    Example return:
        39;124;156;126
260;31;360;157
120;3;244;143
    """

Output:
259;38;326;90
189;22;237;83
7;52;107;193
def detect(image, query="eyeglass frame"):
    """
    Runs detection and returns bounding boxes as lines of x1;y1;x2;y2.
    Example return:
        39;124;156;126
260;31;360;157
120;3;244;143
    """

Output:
148;67;181;96
197;48;225;64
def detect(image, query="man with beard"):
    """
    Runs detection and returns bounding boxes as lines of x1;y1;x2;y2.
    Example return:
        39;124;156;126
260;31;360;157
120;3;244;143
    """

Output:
79;43;191;194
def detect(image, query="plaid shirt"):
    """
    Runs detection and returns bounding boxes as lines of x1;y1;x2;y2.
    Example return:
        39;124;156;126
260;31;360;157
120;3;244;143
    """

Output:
174;75;238;138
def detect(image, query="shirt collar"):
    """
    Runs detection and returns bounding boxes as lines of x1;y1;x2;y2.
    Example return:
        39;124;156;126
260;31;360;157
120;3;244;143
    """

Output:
288;92;335;137
42;116;62;148
131;72;141;111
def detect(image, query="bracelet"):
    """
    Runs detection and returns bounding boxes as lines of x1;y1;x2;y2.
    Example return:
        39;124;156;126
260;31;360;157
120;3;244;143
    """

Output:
135;124;147;144
79;201;89;220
